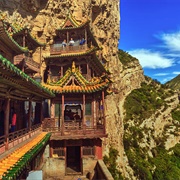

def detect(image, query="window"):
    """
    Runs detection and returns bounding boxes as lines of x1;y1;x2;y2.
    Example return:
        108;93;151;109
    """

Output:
85;103;91;115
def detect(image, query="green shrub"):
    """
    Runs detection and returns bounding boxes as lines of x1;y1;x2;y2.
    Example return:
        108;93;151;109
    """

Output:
103;147;123;180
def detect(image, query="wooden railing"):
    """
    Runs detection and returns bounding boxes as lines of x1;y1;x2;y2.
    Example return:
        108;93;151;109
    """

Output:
50;44;88;55
0;124;41;155
42;118;105;137
14;54;40;73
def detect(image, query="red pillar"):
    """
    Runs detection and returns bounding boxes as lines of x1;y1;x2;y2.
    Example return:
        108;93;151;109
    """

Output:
95;139;102;159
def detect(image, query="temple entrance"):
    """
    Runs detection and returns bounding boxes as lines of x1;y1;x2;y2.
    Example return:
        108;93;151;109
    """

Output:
66;146;81;174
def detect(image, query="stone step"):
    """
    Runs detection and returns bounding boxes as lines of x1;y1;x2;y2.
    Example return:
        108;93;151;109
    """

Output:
63;175;89;180
46;175;89;180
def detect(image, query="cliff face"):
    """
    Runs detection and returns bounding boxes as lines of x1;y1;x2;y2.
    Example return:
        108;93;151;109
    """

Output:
1;1;179;179
0;0;145;178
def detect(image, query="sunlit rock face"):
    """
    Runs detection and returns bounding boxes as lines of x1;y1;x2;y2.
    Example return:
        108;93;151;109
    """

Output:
0;0;146;178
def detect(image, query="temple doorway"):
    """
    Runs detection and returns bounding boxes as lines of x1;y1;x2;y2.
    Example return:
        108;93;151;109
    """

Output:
66;146;81;174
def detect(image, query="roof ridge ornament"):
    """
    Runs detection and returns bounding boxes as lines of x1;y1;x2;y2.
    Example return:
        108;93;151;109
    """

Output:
72;61;76;73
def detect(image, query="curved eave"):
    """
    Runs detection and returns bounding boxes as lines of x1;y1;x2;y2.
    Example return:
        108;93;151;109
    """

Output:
57;21;89;31
44;47;97;59
0;54;55;98
49;68;89;87
43;80;110;94
13;29;45;48
91;54;107;73
0;21;29;55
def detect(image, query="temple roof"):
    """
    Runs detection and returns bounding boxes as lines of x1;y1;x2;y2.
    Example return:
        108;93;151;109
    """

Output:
0;54;55;101
43;62;110;94
57;13;89;30
12;27;45;49
0;20;28;55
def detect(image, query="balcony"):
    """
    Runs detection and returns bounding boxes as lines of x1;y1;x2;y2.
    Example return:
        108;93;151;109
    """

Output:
14;54;40;74
0;124;41;155
50;43;88;55
42;118;106;140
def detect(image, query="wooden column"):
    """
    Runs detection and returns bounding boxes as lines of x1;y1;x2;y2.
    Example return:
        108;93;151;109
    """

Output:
61;66;63;77
102;91;106;134
50;99;55;118
4;98;10;150
85;29;87;44
61;95;64;134
82;94;85;132
87;63;89;80
67;32;69;44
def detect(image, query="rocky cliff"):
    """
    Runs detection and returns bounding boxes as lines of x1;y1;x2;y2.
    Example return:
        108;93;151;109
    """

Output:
0;1;179;179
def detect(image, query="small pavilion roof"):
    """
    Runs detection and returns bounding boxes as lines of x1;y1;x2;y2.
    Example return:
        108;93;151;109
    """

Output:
0;20;28;55
0;54;55;101
57;13;89;31
12;27;45;49
42;62;110;94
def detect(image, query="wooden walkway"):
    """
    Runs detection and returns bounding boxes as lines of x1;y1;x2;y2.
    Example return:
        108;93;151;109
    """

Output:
0;132;50;179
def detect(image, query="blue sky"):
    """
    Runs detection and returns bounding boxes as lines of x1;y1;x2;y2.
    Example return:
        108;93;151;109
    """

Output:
118;0;180;84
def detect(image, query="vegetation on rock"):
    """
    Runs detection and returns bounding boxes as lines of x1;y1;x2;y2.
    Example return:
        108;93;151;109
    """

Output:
123;74;180;179
165;74;180;91
103;147;123;180
124;77;174;122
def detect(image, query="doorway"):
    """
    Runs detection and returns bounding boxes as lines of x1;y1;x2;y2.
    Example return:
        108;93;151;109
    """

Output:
66;146;81;174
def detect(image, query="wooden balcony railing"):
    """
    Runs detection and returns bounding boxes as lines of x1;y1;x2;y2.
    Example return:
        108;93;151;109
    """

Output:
42;118;106;138
14;54;40;73
50;44;88;55
0;124;41;155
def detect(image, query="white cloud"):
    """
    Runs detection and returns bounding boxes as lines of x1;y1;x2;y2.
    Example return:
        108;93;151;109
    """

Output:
160;31;180;52
161;77;174;84
128;49;174;69
172;71;180;75
154;73;170;76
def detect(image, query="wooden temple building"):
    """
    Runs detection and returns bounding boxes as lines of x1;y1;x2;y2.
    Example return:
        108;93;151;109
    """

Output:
0;13;113;179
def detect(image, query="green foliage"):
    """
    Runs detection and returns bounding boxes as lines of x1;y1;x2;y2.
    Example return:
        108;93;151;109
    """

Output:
126;149;153;180
118;49;138;67
151;145;180;180
171;105;180;122
165;74;180;90
124;137;180;180
103;147;123;180
124;80;173;122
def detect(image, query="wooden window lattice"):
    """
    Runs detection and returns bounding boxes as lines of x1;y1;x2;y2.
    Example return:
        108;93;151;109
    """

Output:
83;147;94;156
